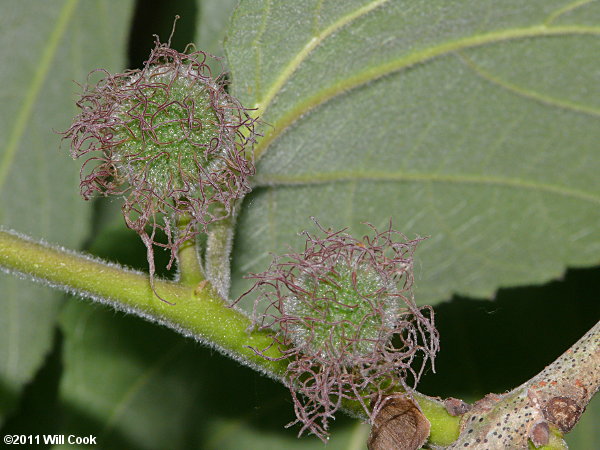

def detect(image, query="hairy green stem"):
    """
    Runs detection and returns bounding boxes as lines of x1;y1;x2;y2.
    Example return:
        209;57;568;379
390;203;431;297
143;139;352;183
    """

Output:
204;206;236;299
0;229;286;376
416;393;461;445
175;214;205;287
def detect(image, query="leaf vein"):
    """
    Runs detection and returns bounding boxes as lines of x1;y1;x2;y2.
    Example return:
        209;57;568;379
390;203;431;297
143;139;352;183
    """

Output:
457;52;600;117
545;0;597;25
253;171;600;205
100;343;185;438
252;0;390;114
252;0;272;101
0;0;78;192
254;24;600;160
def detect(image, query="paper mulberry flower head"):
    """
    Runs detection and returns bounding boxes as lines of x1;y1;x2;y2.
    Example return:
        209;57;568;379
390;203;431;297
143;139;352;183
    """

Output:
242;221;439;441
64;37;256;282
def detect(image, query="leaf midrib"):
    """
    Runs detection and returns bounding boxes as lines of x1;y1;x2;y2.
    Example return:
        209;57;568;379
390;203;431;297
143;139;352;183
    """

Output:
252;0;390;115
252;23;600;161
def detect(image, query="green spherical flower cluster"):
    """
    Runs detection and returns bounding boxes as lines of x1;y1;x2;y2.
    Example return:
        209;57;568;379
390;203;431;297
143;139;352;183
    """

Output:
284;261;399;360
64;39;256;279
113;65;225;193
244;222;439;441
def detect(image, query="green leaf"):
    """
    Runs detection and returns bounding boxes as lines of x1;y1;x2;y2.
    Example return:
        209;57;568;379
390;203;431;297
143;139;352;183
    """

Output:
0;0;133;425
567;395;600;448
225;0;600;306
57;301;197;449
194;0;240;91
203;419;370;450
196;0;239;57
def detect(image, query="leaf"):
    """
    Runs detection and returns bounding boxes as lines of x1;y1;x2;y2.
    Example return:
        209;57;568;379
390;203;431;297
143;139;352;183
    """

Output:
0;0;133;425
203;419;371;450
196;0;239;57
57;298;369;449
566;395;600;448
225;0;600;306
57;301;197;450
193;0;239;80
